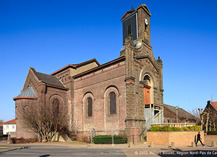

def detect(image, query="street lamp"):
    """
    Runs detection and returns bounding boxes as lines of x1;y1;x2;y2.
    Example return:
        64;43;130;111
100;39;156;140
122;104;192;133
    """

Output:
176;106;178;123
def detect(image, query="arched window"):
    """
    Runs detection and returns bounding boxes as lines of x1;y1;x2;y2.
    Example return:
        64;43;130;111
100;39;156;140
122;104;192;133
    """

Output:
110;92;116;114
143;75;151;86
87;97;92;117
52;98;59;116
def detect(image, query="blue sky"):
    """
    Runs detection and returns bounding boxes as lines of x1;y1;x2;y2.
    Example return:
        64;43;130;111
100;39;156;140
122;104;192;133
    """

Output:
0;0;217;122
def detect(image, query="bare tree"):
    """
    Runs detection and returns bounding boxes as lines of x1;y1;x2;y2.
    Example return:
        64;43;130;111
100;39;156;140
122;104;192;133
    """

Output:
211;114;217;131
189;108;200;125
18;100;68;142
190;108;200;118
203;107;211;132
198;108;204;129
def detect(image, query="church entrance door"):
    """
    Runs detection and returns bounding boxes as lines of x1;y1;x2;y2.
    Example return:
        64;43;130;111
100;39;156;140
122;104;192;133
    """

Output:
144;85;151;105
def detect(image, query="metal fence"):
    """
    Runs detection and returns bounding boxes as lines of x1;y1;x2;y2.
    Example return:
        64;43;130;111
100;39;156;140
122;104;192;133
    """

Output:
151;123;196;128
90;127;126;145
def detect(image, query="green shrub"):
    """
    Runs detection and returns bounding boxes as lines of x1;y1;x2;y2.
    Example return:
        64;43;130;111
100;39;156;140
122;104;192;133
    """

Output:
0;135;8;141
10;138;38;144
149;125;201;131
207;131;217;135
93;135;127;144
171;127;181;131
150;125;161;131
183;127;190;131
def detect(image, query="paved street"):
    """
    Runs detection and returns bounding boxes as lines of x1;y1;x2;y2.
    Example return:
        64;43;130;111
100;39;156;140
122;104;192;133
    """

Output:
1;143;217;157
0;144;126;157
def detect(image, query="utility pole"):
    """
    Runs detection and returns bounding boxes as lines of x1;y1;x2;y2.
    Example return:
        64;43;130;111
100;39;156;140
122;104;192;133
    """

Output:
176;106;178;123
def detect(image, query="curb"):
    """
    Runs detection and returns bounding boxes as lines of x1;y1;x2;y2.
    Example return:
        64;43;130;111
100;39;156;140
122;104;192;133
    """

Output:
0;146;29;153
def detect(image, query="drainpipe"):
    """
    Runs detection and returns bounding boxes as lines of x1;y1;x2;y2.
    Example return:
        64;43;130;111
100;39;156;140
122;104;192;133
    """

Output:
74;78;76;135
67;92;70;131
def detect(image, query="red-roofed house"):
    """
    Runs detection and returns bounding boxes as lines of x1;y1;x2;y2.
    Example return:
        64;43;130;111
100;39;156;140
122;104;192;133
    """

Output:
203;101;217;131
204;101;217;111
211;101;217;111
3;119;16;135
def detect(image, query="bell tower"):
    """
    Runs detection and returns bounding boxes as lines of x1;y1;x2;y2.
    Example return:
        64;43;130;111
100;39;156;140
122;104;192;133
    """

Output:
137;4;151;45
122;4;164;143
121;4;151;46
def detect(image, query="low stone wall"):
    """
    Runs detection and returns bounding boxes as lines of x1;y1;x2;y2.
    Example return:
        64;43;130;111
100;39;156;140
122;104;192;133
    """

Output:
147;131;204;146
204;135;217;145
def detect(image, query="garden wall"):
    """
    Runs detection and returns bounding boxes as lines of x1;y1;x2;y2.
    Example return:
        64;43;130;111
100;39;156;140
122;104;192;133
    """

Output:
147;131;204;146
204;135;217;145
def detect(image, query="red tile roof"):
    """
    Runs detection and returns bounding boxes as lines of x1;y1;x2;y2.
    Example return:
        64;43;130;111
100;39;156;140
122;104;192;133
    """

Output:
0;123;3;127
3;119;16;124
211;101;217;110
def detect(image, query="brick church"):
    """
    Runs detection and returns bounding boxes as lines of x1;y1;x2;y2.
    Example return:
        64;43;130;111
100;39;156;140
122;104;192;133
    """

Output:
14;4;164;143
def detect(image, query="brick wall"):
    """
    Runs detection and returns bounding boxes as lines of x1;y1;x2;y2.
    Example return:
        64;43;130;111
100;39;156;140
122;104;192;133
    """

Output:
147;131;204;146
204;135;217;145
74;61;126;136
15;98;38;139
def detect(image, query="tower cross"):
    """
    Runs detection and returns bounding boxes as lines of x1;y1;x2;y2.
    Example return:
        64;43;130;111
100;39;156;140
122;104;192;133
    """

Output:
131;0;134;10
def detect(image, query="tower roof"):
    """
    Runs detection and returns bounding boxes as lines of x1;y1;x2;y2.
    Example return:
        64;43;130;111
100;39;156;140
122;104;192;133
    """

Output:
17;87;37;97
121;4;151;21
13;87;38;100
121;10;135;21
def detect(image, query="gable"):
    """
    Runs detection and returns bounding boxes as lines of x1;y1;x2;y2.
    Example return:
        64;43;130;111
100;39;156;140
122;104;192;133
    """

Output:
164;104;197;120
137;57;159;75
204;101;217;112
22;67;67;96
137;4;151;16
22;67;40;95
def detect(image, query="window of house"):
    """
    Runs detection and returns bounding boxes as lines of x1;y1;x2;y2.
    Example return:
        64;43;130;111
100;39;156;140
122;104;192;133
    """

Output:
87;97;92;117
110;92;116;114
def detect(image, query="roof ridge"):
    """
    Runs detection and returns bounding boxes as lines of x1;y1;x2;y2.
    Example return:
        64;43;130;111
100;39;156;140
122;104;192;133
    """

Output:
3;119;16;124
73;56;125;79
51;58;100;75
33;69;66;89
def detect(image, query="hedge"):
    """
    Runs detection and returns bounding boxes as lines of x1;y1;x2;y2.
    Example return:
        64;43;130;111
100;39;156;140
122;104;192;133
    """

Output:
10;138;38;144
150;125;201;131
93;135;127;144
207;131;217;135
0;135;8;141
